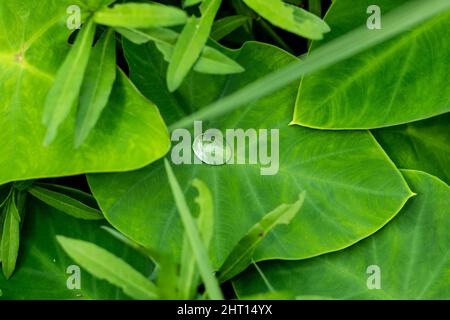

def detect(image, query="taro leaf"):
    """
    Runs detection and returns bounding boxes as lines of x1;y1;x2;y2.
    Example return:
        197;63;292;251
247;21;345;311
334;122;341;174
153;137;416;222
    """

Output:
88;41;412;269
373;113;450;185
117;28;244;75
0;199;153;299
57;236;158;300
167;0;222;91
183;0;203;7
27;185;103;220
233;170;450;299
293;0;450;129
94;3;187;28
102;225;178;299
211;15;251;41
242;0;330;40
218;192;305;283
75;28;117;148
0;0;170;186
42;19;96;145
1;195;21;279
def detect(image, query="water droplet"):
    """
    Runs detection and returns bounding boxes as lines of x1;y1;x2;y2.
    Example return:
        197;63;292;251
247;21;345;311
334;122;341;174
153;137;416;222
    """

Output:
192;133;232;165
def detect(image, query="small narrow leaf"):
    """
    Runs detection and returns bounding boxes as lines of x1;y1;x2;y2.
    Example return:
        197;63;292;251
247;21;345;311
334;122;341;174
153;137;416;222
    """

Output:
94;3;187;28
167;0;222;91
118;27;244;75
164;159;223;300
1;196;21;279
75;29;117;147
101;226;179;299
13;180;35;191
28;185;103;220
218;192;305;282
42;19;96;145
193;46;245;74
36;183;100;209
56;236;158;300
184;0;203;7
243;0;329;39
116;27;178;46
169;0;450;130
211;15;250;41
179;179;214;299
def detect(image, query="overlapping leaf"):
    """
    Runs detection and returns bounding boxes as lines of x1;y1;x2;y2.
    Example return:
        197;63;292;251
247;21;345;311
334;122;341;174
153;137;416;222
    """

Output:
0;0;170;185
293;0;450;129
233;171;450;299
373;114;450;185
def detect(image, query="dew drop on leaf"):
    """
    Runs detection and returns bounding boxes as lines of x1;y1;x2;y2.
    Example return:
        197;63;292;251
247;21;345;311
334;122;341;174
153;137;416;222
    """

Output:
192;133;232;165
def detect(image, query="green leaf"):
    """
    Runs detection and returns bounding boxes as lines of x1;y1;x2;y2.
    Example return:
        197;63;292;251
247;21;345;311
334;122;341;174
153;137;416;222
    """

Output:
373;113;450;185
117;28;244;75
233;170;450;299
89;41;412;270
293;0;450;129
94;3;187;28
57;235;158;300
242;0;329;40
13;180;35;191
75;29;117;148
218;192;305;282
164;160;223;300
1;195;21;279
27;185;103;220
116;27;179;45
167;0;222;91
178;179;214;299
169;0;450;130
0;1;170;186
193;46;245;75
36;183;100;209
183;0;203;7
0;199;153;299
42;19;96;145
211;15;251;41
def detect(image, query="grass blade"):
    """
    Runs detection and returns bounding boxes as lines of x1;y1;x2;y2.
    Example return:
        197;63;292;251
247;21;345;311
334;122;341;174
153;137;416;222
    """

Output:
170;0;450;130
94;3;187;28
75;29;117;147
164;159;223;300
42;19;96;145
167;0;222;91
57;236;158;299
179;179;214;299
28;185;103;220
218;192;305;282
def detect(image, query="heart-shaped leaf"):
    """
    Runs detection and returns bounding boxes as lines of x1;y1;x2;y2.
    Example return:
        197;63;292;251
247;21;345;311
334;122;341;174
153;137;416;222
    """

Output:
233;170;450;299
0;0;170;185
293;0;450;129
88;41;412;269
